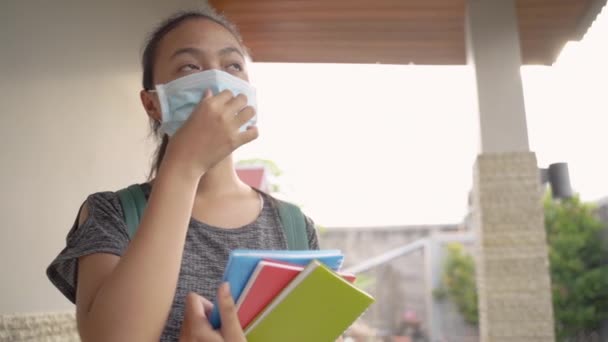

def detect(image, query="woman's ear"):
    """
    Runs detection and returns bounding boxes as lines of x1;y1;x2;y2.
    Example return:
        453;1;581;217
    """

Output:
140;89;161;122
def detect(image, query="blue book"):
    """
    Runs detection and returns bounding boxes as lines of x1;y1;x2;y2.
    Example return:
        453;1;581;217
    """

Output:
209;249;344;328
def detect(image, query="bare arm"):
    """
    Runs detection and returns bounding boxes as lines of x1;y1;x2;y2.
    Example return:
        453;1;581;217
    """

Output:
77;167;199;341
75;90;257;341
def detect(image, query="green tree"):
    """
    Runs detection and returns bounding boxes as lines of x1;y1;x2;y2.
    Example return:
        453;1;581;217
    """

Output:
435;243;478;325
436;195;608;339
544;195;608;340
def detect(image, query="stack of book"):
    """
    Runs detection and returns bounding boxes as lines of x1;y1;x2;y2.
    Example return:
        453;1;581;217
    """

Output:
209;249;375;342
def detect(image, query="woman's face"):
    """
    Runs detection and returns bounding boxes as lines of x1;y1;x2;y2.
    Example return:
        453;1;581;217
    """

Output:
141;18;249;121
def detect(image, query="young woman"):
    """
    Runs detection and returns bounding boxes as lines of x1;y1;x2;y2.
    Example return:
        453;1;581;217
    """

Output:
47;7;319;342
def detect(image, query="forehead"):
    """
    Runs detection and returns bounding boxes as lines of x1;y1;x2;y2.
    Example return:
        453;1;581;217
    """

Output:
157;18;242;58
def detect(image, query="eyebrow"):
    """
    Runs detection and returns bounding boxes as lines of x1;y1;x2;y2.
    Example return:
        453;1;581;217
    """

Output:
170;46;244;60
218;46;245;59
170;47;202;60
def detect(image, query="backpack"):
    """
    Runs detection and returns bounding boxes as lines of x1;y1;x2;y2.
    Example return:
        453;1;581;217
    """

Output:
116;184;309;250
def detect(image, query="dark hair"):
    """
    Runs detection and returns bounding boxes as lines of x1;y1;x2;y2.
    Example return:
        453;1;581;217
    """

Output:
142;6;246;179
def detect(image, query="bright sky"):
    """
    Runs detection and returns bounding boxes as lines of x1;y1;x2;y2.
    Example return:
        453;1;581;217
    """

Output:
235;8;608;228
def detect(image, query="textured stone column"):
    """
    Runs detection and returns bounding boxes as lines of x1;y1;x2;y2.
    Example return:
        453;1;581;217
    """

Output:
473;152;555;341
0;312;79;341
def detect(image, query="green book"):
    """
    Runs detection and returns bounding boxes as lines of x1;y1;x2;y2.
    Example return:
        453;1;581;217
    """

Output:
245;260;375;342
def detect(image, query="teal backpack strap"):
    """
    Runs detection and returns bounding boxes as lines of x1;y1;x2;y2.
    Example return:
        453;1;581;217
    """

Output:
116;184;147;239
116;184;308;249
276;200;310;250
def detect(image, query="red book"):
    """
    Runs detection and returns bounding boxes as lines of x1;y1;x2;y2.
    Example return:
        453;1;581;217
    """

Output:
236;259;356;329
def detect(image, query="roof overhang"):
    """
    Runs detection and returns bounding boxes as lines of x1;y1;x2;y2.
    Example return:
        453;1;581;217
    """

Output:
210;0;607;65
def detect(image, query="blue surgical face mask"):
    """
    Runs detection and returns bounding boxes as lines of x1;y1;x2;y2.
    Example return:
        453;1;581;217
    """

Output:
153;69;257;136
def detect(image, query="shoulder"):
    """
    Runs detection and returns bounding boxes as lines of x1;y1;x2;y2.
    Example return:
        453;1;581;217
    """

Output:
46;188;134;303
78;190;125;226
85;190;124;212
68;184;146;245
81;183;150;224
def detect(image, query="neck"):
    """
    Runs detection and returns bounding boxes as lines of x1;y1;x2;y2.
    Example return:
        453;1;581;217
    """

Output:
196;155;250;197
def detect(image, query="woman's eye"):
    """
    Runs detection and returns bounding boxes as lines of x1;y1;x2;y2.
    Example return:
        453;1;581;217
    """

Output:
180;64;201;72
226;63;243;72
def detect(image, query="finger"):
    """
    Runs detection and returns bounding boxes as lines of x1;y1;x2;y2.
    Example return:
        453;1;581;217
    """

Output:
212;89;235;104
183;326;222;342
232;124;259;151
218;283;246;340
194;89;232;119
236;126;259;146
200;297;215;317
203;88;213;100
184;292;206;321
225;93;248;114
195;324;223;342
180;292;222;342
233;106;256;128
196;89;214;109
184;293;214;331
200;296;214;310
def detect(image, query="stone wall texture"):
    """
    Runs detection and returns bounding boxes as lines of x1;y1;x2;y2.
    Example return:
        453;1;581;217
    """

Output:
0;312;78;342
473;152;555;341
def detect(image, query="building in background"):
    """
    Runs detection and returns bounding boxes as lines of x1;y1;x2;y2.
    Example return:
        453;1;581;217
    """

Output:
236;165;271;193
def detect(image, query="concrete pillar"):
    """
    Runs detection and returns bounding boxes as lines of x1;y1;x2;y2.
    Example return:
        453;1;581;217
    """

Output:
472;153;555;341
466;1;556;341
466;0;529;154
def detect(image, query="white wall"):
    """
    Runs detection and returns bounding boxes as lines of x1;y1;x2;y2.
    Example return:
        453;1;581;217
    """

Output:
0;0;204;314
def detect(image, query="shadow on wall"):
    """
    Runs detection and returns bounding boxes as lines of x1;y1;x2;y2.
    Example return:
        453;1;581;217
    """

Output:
0;0;208;315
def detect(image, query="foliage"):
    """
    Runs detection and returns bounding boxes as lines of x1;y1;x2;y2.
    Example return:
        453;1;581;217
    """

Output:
544;195;608;340
435;243;478;325
436;195;608;339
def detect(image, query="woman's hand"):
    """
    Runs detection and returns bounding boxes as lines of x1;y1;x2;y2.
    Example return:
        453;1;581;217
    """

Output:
179;283;246;342
164;89;258;180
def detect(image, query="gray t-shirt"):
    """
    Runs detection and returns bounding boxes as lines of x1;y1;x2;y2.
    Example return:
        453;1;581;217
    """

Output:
47;183;319;341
